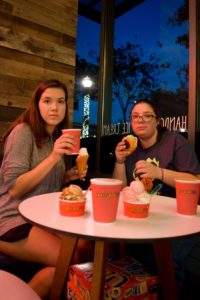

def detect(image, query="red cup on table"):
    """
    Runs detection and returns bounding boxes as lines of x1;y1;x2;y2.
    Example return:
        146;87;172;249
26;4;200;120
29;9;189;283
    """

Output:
175;178;200;215
90;178;123;223
62;129;81;155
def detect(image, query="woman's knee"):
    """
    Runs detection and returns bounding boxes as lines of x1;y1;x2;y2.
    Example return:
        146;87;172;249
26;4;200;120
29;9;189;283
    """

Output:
26;226;61;265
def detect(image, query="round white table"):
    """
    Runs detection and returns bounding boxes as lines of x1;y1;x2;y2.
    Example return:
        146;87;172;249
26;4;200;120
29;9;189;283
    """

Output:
19;192;200;300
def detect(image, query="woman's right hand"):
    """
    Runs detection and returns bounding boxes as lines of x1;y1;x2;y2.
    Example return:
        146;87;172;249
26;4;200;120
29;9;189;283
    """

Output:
115;141;129;163
50;134;75;162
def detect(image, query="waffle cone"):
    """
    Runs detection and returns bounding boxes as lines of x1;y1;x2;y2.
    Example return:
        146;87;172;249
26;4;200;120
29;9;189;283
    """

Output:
76;155;89;179
141;177;153;192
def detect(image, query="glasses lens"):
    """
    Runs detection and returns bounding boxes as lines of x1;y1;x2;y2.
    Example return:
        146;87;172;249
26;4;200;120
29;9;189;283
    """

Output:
131;114;156;122
132;115;139;121
143;115;152;121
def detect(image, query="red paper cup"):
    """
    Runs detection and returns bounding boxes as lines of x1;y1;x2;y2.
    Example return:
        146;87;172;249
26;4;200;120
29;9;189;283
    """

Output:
123;201;150;218
175;179;200;215
90;178;123;223
59;199;85;217
62;129;81;155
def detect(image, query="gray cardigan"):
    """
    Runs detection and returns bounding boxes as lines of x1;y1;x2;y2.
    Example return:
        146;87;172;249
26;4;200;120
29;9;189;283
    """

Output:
0;123;65;236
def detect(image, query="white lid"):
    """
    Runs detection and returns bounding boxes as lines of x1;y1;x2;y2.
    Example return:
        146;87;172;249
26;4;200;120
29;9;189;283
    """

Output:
90;178;123;186
175;179;200;184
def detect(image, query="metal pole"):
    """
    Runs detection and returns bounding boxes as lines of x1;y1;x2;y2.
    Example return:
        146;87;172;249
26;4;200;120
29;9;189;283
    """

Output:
96;0;114;175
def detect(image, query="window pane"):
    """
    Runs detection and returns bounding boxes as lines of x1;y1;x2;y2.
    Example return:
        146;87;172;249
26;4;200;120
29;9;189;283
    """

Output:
75;0;189;175
74;13;100;173
74;15;100;137
111;0;188;135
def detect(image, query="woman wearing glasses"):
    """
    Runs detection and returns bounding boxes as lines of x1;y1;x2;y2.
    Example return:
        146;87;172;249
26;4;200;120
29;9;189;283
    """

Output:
112;98;200;295
113;98;200;197
113;99;200;291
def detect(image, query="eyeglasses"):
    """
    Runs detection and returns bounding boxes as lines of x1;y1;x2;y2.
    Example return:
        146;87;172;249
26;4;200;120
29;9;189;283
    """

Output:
131;114;157;122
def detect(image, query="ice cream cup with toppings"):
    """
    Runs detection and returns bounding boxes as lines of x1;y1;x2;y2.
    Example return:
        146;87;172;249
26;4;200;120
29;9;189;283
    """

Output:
122;180;151;218
59;199;85;217
59;184;86;216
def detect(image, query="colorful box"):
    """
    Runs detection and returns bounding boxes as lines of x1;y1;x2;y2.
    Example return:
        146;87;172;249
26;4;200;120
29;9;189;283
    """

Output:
67;281;84;300
67;256;159;300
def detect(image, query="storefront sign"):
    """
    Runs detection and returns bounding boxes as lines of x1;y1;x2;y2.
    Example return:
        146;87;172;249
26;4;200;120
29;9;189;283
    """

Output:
102;115;187;136
160;115;187;132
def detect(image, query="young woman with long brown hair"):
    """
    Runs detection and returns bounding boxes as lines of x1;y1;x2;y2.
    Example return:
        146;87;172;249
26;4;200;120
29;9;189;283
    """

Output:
0;79;88;298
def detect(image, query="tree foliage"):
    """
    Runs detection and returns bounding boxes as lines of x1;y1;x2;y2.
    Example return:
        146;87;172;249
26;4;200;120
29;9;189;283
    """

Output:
75;42;170;122
167;0;188;83
167;0;188;49
74;1;188;123
112;42;169;122
167;0;188;24
74;55;99;100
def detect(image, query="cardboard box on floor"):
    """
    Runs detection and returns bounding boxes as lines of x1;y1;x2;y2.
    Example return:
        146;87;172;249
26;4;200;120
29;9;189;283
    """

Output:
67;281;84;300
67;256;159;300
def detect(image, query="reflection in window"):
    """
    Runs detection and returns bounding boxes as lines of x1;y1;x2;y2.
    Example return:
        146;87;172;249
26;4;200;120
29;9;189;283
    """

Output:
74;15;100;138
75;0;188;137
74;0;189;174
112;0;188;134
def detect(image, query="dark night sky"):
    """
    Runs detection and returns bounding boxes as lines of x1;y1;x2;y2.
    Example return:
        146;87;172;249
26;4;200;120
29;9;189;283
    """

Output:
75;0;187;124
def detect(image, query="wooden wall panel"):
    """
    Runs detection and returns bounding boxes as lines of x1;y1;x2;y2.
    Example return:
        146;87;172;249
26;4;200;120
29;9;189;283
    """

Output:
0;12;75;49
5;0;78;36
0;24;75;65
0;0;79;160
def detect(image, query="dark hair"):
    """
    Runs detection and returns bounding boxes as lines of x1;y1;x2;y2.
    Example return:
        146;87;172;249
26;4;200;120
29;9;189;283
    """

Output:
130;99;168;141
3;79;69;147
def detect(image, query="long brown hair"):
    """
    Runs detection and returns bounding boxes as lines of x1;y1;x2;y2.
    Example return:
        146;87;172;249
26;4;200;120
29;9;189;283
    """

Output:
3;79;69;147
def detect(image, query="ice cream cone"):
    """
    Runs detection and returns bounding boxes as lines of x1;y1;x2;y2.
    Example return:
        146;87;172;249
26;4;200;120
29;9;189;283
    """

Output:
76;154;89;179
141;177;153;192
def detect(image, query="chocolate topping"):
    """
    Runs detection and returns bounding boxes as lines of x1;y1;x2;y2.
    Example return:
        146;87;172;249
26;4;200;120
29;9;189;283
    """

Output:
124;140;130;149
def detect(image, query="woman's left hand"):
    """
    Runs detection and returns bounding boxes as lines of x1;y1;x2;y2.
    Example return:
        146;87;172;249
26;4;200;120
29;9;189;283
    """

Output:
63;166;79;184
79;164;88;181
135;160;161;180
64;165;88;184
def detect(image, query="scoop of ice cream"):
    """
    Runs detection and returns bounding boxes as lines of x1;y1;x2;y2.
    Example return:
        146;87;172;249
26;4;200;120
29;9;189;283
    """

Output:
121;186;139;202
60;184;85;201
122;180;150;204
78;147;88;156
130;180;145;194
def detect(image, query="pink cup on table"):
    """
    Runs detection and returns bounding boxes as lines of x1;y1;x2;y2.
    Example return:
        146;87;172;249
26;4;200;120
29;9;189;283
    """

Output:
90;178;123;223
175;179;200;215
62;129;81;155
